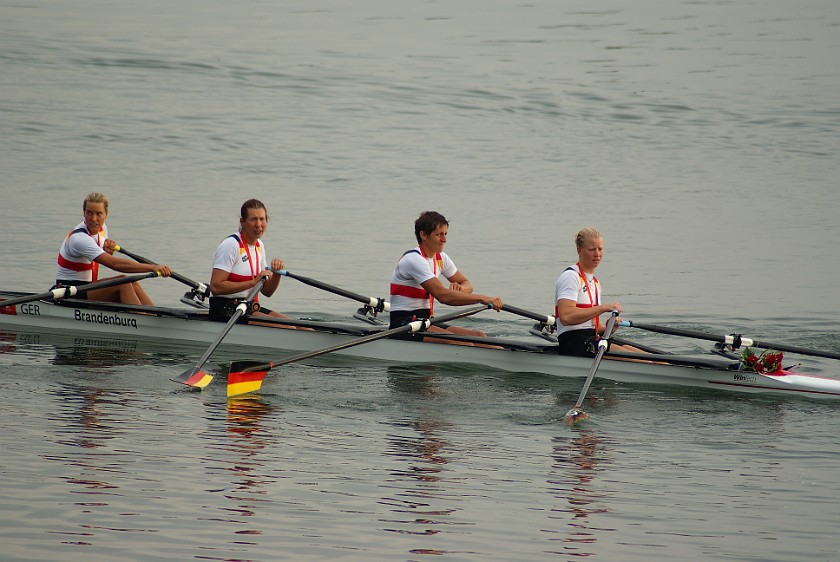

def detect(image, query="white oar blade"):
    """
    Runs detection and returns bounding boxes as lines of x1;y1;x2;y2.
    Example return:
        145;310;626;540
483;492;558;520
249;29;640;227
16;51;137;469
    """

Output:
563;408;589;425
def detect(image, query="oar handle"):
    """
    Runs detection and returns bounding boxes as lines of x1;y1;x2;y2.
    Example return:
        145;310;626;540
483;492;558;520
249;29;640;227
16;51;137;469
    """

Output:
501;304;556;326
619;321;840;361
115;245;210;298
274;269;390;312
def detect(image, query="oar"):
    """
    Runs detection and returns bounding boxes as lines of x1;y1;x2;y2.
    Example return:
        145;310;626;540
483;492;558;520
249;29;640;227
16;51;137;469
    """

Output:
502;304;556;326
0;272;162;308
114;245;210;301
275;269;389;312
226;304;491;397
620;321;840;361
172;275;269;388
563;311;620;425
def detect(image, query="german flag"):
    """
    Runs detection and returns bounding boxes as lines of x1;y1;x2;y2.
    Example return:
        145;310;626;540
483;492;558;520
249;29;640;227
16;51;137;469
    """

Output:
180;369;213;389
227;361;272;397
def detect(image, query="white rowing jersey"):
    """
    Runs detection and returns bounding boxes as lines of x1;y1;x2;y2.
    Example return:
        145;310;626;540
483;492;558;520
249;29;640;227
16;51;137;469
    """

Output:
389;247;457;313
211;232;267;299
56;222;107;282
554;262;601;335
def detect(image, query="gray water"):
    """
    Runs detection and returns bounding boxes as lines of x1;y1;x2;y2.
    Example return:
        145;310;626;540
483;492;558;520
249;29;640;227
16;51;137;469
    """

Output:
2;1;840;560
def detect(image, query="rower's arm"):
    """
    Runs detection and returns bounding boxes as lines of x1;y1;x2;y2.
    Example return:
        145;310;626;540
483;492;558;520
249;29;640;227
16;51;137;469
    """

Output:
446;270;473;293
210;267;262;296
422;277;499;308
94;252;166;275
556;298;621;329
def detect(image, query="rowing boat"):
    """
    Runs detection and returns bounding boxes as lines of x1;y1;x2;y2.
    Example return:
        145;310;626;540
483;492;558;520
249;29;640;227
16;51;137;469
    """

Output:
2;290;839;400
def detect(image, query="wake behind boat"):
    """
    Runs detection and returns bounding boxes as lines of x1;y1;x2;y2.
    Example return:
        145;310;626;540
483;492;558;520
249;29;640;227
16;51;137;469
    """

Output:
2;289;840;401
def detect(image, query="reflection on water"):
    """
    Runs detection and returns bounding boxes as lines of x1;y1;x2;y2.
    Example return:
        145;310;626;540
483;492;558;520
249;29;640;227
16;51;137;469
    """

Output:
43;385;134;547
0;330;17;354
386;417;451;485
386;364;443;400
381;366;462;556
548;430;613;558
208;397;278;542
52;386;116;450
0;329;164;368
382;417;457;556
50;337;143;367
224;396;278;497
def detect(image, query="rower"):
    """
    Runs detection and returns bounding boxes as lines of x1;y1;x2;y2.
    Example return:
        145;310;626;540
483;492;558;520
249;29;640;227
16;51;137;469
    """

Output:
388;210;503;346
554;227;638;356
55;192;171;304
208;199;292;324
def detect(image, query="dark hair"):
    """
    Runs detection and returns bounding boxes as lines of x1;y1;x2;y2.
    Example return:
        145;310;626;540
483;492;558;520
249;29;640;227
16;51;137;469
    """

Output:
414;211;448;244
240;199;268;221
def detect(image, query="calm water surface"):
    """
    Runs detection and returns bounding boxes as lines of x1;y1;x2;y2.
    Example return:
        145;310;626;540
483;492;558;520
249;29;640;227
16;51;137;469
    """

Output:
2;1;840;560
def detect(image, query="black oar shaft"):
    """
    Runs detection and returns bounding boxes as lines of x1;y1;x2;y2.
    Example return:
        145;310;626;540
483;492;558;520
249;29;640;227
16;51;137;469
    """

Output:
624;321;840;361
748;340;840;361
277;270;389;311
0;272;160;308
572;313;619;410
623;322;720;341
563;311;620;425
116;245;207;294
502;304;555;325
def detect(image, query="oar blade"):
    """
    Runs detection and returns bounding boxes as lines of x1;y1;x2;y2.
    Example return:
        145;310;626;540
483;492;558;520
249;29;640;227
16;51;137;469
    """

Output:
227;360;271;398
172;366;214;388
563;408;589;425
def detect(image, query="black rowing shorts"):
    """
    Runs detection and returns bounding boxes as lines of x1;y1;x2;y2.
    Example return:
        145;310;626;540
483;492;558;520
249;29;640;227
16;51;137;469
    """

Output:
209;296;273;323
556;328;597;357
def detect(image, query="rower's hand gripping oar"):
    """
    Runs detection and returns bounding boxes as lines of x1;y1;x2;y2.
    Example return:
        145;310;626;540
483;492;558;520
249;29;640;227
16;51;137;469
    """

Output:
172;275;269;388
619;321;840;361
226;304;492;398
564;310;620;426
275;269;389;315
114;245;210;304
0;271;163;309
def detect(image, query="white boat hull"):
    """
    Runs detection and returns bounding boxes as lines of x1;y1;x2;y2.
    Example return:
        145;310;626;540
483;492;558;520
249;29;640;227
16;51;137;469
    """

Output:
2;293;840;400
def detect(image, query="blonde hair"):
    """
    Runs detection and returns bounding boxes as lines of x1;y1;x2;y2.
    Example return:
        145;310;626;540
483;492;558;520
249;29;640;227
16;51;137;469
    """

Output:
575;227;602;249
83;192;109;213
